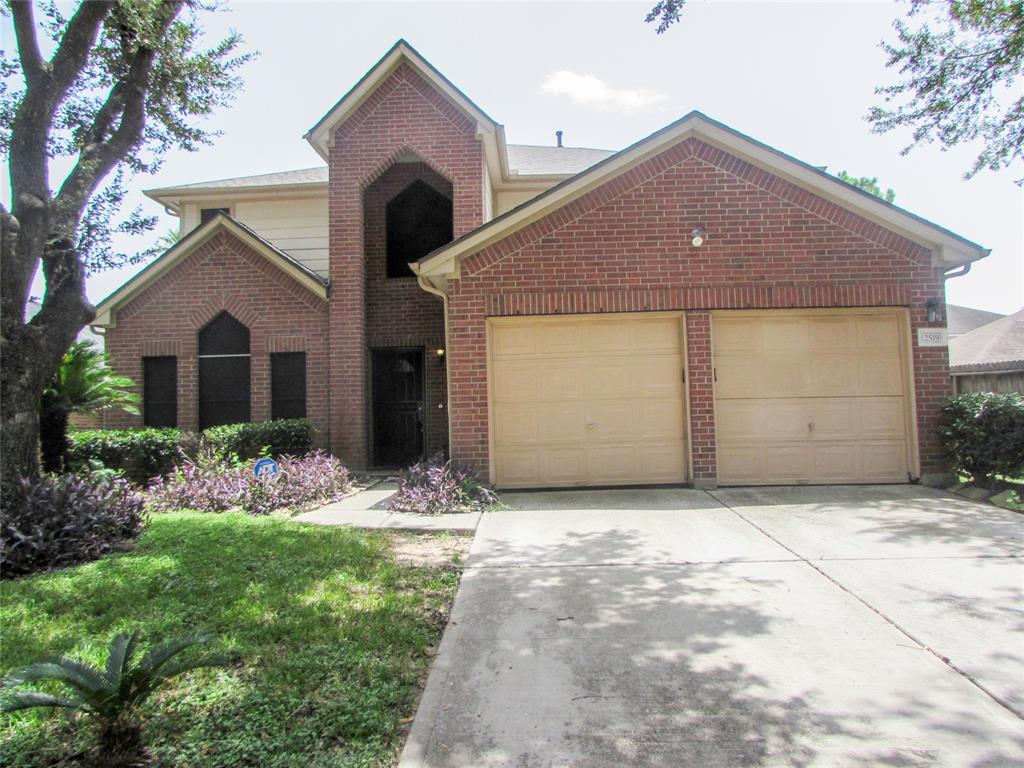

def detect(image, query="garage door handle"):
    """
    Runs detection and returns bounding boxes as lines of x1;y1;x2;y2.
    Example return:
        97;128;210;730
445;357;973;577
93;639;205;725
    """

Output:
586;421;597;430
808;420;814;433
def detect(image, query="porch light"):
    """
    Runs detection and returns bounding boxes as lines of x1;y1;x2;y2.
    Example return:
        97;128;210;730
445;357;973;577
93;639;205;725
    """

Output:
436;347;446;358
925;298;943;324
691;227;705;247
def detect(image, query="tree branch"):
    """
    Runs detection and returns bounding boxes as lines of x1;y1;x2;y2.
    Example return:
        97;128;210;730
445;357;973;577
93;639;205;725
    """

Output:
54;2;183;226
8;1;44;85
48;1;115;101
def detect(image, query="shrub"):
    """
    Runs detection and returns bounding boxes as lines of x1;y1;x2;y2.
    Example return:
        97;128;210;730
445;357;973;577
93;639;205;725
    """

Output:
938;392;1024;484
387;454;498;515
1;474;146;578
147;450;351;515
67;428;199;485
203;418;314;462
0;630;226;768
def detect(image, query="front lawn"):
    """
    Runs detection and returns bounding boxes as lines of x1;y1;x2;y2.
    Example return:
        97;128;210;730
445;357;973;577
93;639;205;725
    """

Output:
0;512;462;767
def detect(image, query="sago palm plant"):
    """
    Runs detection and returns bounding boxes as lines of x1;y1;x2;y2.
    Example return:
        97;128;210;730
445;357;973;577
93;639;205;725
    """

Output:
40;340;140;473
1;631;225;767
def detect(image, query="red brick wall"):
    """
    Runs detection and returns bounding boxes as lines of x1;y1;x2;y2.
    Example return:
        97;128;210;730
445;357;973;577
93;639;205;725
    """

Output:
363;162;449;456
103;231;330;446
328;61;484;467
447;137;951;484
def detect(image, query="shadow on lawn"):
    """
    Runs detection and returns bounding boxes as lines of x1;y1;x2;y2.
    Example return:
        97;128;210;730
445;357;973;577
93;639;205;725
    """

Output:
1;512;459;768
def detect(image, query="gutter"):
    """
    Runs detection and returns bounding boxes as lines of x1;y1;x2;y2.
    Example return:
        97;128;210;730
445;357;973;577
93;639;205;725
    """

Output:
416;272;454;453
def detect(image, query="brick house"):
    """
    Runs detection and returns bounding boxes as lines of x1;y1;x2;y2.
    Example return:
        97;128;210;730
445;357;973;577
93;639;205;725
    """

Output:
93;40;989;488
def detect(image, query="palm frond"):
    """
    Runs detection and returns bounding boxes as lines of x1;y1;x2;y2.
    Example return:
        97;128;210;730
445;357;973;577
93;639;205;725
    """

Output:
137;634;214;676
0;690;81;713
4;659;109;696
105;632;140;688
154;653;230;682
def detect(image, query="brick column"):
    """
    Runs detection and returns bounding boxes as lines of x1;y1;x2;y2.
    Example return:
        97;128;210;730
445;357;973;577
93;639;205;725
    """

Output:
686;310;717;487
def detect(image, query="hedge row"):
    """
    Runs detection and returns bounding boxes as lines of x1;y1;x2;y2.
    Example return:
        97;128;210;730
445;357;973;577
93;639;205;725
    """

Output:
67;418;315;485
938;392;1024;484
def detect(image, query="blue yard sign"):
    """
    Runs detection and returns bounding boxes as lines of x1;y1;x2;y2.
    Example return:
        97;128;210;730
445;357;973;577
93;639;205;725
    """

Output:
253;457;279;480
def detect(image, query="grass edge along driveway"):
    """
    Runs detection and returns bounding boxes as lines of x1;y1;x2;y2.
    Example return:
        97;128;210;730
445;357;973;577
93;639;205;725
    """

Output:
1;512;462;768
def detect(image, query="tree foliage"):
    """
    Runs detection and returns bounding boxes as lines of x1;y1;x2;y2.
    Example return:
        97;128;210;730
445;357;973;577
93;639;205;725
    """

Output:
869;0;1024;184
1;1;253;490
837;170;897;202
644;0;1024;183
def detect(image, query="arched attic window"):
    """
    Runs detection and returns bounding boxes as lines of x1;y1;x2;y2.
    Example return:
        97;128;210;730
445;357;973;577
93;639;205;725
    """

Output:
198;311;251;429
385;179;453;278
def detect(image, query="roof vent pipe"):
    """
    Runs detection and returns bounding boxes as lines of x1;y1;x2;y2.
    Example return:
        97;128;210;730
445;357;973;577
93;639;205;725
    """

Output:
555;130;563;148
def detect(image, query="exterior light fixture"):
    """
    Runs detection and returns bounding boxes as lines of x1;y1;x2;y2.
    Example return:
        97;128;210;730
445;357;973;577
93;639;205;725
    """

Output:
925;298;943;324
691;227;705;247
436;347;446;358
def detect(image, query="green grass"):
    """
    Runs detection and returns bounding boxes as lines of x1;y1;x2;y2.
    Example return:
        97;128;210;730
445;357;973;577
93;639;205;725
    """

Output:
0;512;461;767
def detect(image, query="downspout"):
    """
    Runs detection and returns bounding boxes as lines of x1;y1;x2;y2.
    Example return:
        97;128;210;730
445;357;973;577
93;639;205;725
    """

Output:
417;272;454;456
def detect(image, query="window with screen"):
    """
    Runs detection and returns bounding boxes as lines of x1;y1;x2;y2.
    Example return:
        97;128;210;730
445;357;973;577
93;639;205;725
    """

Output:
143;356;177;428
200;207;230;224
198;312;250;429
271;352;307;419
385;180;453;278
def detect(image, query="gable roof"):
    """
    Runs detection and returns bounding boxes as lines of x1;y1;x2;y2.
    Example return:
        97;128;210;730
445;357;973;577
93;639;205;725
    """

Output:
946;304;1004;338
413;111;990;279
949;308;1024;374
92;214;328;327
304;39;502;162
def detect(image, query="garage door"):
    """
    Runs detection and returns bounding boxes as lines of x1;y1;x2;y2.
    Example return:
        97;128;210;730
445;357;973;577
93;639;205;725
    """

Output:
489;313;687;488
713;311;912;485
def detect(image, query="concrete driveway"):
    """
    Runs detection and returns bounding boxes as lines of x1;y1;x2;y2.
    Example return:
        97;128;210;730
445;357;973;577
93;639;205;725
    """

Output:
399;485;1024;768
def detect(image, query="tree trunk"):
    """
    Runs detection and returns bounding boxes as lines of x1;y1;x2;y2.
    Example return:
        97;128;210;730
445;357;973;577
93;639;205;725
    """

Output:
0;379;41;512
39;399;70;475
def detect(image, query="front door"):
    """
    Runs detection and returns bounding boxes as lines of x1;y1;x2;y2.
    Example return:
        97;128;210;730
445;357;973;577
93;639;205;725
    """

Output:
371;349;425;467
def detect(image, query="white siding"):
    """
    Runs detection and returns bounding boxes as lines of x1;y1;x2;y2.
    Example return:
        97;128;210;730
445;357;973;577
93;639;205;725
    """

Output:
233;198;329;278
495;188;546;216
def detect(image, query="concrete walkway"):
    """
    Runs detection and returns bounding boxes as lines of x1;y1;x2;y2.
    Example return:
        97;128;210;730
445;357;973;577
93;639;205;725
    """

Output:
399;485;1024;768
294;482;481;532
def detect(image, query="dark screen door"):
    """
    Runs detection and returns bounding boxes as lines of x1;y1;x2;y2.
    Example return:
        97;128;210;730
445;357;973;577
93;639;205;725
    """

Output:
372;349;424;467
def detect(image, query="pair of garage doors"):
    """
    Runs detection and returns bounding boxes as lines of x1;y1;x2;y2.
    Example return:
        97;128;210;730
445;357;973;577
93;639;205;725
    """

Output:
489;310;913;488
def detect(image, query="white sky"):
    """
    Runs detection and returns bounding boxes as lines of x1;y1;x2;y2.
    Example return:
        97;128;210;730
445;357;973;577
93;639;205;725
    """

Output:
4;1;1023;314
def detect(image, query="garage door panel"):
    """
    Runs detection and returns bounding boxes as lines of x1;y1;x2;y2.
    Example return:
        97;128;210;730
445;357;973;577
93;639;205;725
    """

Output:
493;451;539;487
639;399;685;441
635;319;679;351
538;402;586;443
584;322;632;353
540;449;587;485
713;311;911;486
490;314;687;488
585;364;632;399
493;403;538;445
492;324;536;357
540;323;585;356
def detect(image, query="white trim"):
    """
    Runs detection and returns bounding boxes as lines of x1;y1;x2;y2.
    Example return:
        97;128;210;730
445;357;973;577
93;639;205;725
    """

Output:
415;112;988;279
93;216;328;328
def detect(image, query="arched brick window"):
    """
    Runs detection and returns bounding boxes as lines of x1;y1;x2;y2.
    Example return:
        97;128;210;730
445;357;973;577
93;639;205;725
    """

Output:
198;311;250;429
385;180;453;278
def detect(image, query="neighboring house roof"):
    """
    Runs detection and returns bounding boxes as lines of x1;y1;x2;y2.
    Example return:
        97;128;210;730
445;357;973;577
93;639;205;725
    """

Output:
949;308;1024;374
144;144;615;206
946;304;1004;338
414;111;990;279
92;214;328;327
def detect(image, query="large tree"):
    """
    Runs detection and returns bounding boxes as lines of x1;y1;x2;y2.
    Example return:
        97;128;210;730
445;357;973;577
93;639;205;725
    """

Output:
645;0;1024;183
1;1;251;497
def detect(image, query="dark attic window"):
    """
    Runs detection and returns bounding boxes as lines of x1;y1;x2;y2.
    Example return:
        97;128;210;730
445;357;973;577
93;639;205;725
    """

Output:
385;180;453;278
200;207;230;224
198;311;251;429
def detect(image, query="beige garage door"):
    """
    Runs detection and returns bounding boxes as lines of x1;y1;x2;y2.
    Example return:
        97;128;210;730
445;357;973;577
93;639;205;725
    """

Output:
713;311;912;485
489;313;687;488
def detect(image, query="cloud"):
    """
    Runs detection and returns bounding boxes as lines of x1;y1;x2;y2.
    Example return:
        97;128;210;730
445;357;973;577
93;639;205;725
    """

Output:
540;70;669;113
